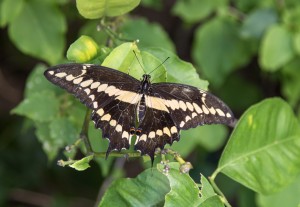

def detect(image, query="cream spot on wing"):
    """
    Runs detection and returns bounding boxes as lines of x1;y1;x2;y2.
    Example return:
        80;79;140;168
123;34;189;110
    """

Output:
193;103;203;114
116;124;122;132
73;77;83;84
208;107;216;115
101;114;111;121
105;85;120;96
216;108;225;117
80;79;93;87
179;101;187;111
192;112;197;118
163;127;171;137
170;126;177;134
202;105;209;114
185;115;191;122
122;131;129;139
98;84;108;92
145;96;169;112
55;72;67;78
90;82;100;89
48;71;54;75
93;102;98;109
139;134;147;142
180;121;185;128
109;119;117;127
168;99;180;110
66;74;75;81
226;113;232;118
84;88;91;95
96;108;104;116
89;94;95;101
148;131;155;139
156;129;163;136
186;102;194;111
116;91;141;104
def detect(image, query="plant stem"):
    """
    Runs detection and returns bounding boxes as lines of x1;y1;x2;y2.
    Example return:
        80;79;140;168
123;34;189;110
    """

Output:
208;172;232;207
80;108;93;154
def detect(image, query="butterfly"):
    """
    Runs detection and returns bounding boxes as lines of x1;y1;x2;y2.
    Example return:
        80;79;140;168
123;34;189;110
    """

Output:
44;63;235;162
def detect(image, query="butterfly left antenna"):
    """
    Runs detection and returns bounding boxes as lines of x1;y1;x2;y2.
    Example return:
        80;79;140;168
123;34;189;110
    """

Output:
133;50;147;74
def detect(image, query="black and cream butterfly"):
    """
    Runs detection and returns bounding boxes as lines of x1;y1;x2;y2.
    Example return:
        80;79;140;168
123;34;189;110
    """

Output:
44;63;235;161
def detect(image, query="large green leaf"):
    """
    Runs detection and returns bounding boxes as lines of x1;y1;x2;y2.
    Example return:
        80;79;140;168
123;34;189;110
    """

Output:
145;47;208;89
240;8;278;39
12;91;60;122
259;25;295;71
8;0;66;65
192;17;253;87
172;0;227;24
99;165;170;206
24;64;59;98
76;0;140;19
216;98;300;194
256;175;300;207
102;42;167;82
0;0;25;27
120;18;175;52
160;162;201;206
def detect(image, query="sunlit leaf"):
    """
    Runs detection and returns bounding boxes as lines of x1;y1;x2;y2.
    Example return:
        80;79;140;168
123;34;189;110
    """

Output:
217;98;300;194
259;25;295;71
8;0;66;64
76;0;140;19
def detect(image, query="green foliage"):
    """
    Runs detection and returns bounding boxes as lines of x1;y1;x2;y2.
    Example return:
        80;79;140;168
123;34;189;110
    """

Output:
4;0;300;206
217;98;300;194
76;0;140;19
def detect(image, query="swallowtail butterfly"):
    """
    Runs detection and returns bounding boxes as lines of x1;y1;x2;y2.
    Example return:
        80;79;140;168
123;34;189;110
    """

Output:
44;63;235;162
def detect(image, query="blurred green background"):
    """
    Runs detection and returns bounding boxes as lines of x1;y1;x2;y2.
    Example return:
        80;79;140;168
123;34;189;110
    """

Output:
1;0;300;206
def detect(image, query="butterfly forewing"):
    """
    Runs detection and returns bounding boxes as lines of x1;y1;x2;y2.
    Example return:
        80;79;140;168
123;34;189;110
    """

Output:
44;64;141;155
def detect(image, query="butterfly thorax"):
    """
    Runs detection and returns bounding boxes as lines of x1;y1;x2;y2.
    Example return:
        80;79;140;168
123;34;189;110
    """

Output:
136;74;152;130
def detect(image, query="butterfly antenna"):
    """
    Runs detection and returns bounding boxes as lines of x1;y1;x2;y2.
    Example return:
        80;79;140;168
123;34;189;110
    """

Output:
133;50;147;74
148;57;170;75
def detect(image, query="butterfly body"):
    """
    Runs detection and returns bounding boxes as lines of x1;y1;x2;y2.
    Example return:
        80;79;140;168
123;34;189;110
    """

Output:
44;63;235;161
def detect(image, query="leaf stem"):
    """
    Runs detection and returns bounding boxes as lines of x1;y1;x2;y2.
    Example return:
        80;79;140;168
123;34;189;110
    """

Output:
80;108;93;154
208;172;232;207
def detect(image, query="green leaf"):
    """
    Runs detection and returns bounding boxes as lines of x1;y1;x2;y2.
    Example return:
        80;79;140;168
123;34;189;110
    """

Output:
12;91;60;122
162;163;200;205
256;175;300;207
35;122;62;161
172;0;227;24
102;43;167;82
69;155;94;171
99;165;170;206
25;64;59;98
145;47;208;89
8;0;66;64
49;117;78;144
120;18;175;52
281;59;300;107
217;98;300;194
0;0;25;27
282;6;300;32
259;25;295;71
171;125;228;157
240;8;278;39
294;32;300;55
76;0;140;19
67;35;99;63
192;17;253;86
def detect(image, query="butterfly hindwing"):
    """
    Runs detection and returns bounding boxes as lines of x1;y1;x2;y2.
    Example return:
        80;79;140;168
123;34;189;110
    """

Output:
149;83;235;129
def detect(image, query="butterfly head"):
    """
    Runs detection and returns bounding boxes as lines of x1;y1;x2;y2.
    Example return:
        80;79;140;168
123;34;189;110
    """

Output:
142;74;151;82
